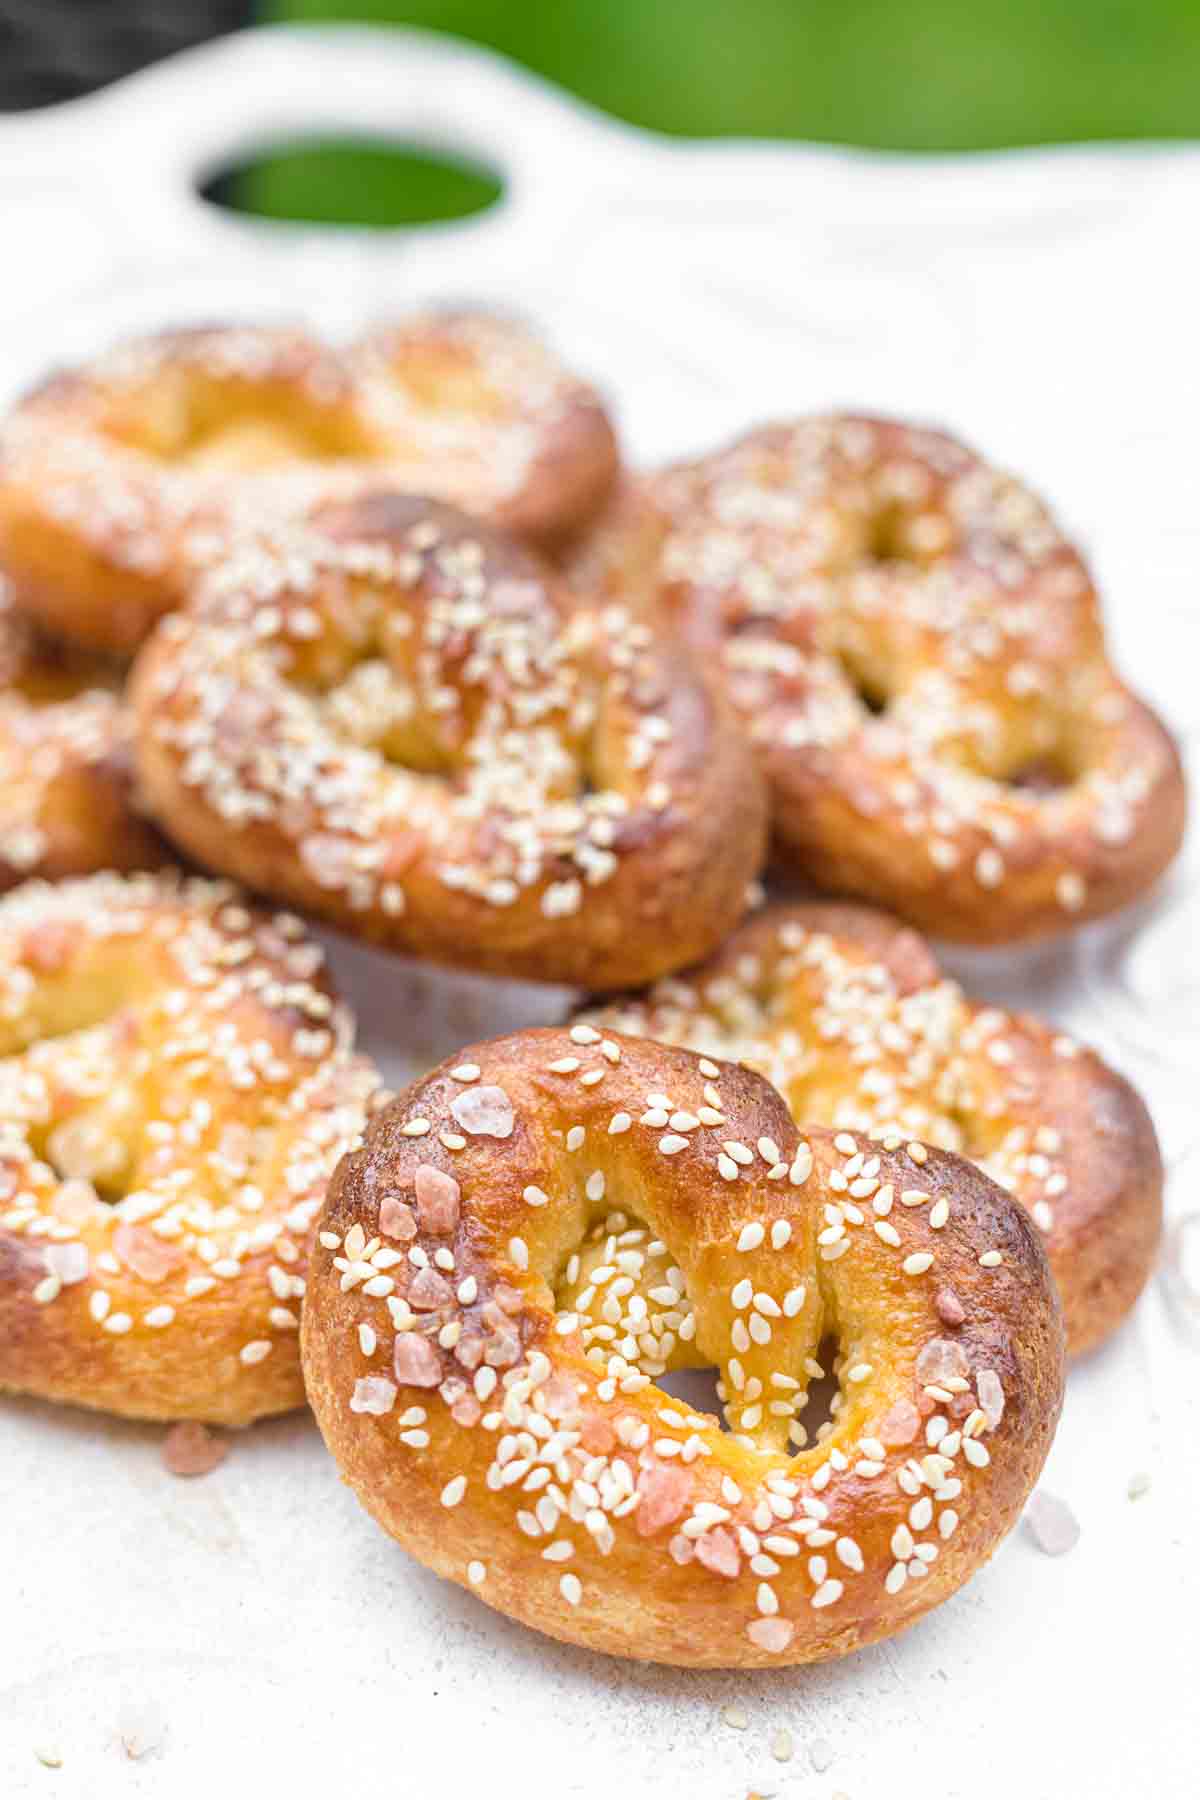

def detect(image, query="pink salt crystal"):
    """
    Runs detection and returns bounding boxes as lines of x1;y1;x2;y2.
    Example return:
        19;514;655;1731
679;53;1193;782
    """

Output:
635;1462;691;1536
52;1179;102;1226
450;1085;514;1138
414;1164;461;1234
482;1330;520;1368
22;921;79;974
915;1337;970;1385
746;1617;795;1653
43;1241;90;1286
976;1367;1005;1429
162;1422;229;1478
694;1527;741;1579
112;1224;180;1284
408;1266;453;1310
668;1533;695;1565
579;1416;616;1454
349;1376;397;1415
393;1331;442;1387
934;1286;966;1326
539;1370;582;1420
1025;1489;1080;1556
451;1393;482;1427
877;1399;921;1447
379;1196;417;1240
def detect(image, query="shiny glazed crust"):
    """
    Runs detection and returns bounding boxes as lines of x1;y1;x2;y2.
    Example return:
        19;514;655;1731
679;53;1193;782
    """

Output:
0;316;618;654
579;902;1163;1355
0;872;383;1423
130;493;766;988
561;423;1186;943
0;581;166;885
302;1027;1064;1667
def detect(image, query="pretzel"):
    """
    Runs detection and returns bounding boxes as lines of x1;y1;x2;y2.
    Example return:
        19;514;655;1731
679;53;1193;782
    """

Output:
0;580;165;885
302;1026;1064;1667
0;872;383;1423
579;903;1161;1356
561;420;1185;941
0;314;618;654
130;493;765;988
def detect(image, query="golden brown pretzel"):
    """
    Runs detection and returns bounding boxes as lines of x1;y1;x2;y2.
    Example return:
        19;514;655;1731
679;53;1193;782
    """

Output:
561;422;1185;941
0;872;383;1423
302;1026;1064;1667
578;903;1162;1356
0;315;618;654
130;493;765;988
0;579;165;885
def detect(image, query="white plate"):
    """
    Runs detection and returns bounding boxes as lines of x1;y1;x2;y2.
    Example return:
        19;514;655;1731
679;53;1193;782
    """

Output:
0;27;1196;1799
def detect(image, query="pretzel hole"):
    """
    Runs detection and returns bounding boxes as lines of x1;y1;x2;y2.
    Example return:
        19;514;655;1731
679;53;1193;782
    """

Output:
833;648;891;718
864;500;953;568
36;1108;134;1203
106;375;376;470
657;1364;729;1427
1004;750;1075;794
789;1334;842;1449
8;643;123;708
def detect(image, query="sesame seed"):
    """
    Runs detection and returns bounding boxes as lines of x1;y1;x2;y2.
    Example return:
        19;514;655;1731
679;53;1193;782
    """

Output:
904;1253;934;1275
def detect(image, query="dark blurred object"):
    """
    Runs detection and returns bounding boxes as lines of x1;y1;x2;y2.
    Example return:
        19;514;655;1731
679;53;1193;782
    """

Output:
0;0;251;111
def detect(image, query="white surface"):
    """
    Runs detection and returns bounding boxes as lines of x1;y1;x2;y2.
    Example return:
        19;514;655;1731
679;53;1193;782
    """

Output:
1;25;1198;1799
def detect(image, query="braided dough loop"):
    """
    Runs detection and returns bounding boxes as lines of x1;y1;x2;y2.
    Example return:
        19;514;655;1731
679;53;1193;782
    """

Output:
579;902;1162;1356
0;316;618;654
0;581;165;885
131;493;765;987
562;420;1185;942
0;872;383;1423
302;1027;1064;1667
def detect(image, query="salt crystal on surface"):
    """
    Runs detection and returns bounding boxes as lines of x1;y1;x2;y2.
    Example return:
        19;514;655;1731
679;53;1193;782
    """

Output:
350;1376;397;1415
450;1085;515;1138
1024;1489;1080;1556
162;1422;229;1478
810;1737;835;1772
117;1698;165;1760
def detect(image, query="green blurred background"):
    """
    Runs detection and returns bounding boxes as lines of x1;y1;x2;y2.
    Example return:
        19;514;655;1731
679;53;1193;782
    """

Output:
213;0;1200;224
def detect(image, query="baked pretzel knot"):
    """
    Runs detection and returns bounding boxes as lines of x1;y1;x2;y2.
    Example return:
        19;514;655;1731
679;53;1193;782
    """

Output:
0;873;383;1423
131;494;764;987
580;903;1162;1355
0;580;164;885
303;1028;1064;1667
0;315;617;653
565;419;1185;941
